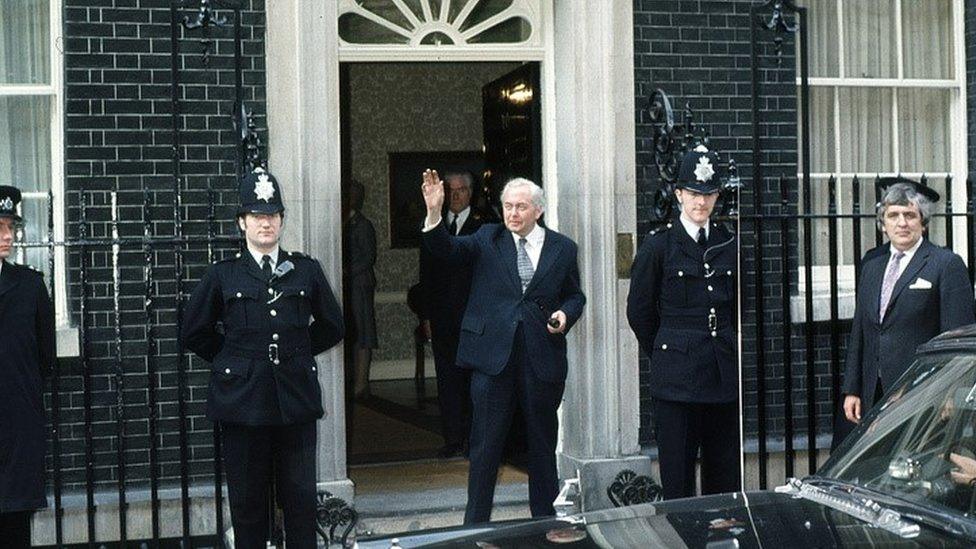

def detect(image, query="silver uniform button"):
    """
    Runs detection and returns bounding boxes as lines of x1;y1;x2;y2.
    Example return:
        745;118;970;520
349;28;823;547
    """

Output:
707;285;713;291
235;253;241;258
273;359;280;365
268;288;274;295
224;368;231;374
661;344;668;350
272;333;279;341
300;290;305;296
727;270;732;275
710;307;716;313
236;292;242;298
270;309;277;317
678;271;684;277
311;366;317;372
704;263;710;269
711;331;717;337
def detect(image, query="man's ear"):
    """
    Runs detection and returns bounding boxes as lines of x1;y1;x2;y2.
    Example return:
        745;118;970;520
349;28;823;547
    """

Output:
237;216;247;232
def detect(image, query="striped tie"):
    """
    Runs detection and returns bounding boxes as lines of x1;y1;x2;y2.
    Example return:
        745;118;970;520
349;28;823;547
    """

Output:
878;251;905;321
517;237;534;293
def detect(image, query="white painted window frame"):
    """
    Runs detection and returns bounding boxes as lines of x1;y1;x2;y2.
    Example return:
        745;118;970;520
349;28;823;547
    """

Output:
0;1;72;350
793;0;967;322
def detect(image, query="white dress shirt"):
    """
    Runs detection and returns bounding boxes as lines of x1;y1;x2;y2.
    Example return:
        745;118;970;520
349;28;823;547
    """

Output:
247;246;280;270
512;223;545;270
679;213;709;242
887;237;923;280
446;207;471;235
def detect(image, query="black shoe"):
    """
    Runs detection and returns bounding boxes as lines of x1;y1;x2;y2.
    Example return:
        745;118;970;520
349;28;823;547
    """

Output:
436;442;464;459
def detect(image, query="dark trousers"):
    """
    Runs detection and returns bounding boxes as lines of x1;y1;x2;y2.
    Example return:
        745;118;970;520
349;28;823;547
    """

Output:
221;422;317;549
431;330;471;446
0;511;31;549
652;399;740;500
464;328;565;524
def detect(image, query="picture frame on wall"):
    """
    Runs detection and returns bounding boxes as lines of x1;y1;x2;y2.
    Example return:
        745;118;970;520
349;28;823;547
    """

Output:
388;150;485;249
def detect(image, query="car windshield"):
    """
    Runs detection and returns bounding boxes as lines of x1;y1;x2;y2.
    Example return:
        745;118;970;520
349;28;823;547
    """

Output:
819;350;976;518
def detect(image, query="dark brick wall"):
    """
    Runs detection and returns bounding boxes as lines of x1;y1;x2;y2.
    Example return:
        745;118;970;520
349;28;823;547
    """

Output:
633;0;840;451
54;0;267;491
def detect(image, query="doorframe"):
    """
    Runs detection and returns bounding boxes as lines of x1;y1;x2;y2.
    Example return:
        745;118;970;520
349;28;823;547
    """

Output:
265;0;642;509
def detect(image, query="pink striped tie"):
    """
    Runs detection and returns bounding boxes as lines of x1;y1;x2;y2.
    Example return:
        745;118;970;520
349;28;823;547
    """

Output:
879;251;905;321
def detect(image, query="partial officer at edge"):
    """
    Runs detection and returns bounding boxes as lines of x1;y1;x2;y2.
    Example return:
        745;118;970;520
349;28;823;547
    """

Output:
182;168;344;548
626;146;740;500
0;186;55;548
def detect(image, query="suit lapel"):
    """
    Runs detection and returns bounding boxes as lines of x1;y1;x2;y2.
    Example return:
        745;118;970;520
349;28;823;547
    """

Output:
862;249;887;324
883;239;931;322
523;232;560;295
493;228;523;294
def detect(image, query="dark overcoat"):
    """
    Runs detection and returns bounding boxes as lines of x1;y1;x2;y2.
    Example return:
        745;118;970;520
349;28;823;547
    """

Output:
182;250;345;426
626;222;738;403
0;261;55;513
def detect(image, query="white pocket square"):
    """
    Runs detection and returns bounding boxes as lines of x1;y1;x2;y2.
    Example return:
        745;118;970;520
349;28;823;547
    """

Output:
908;278;933;289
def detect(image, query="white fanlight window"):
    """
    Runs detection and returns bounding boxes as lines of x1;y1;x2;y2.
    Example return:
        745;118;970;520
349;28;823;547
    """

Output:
794;0;966;321
337;0;546;61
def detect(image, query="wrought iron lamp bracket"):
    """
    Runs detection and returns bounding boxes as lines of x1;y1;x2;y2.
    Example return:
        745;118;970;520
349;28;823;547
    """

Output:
607;469;664;507
316;490;359;547
182;0;229;65
757;0;800;65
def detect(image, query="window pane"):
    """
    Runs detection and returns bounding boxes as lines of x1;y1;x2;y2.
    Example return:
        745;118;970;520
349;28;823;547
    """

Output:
897;88;950;173
0;0;50;85
467;17;531;44
799;86;836;173
842;0;897;78
0;96;51;192
339;13;410;44
458;0;513;32
902;0;953;79
797;0;839;77
17;195;51;277
838;87;893;173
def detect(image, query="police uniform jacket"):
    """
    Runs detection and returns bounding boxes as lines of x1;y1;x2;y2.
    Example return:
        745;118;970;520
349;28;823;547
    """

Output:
182;251;344;426
627;221;737;403
0;262;55;513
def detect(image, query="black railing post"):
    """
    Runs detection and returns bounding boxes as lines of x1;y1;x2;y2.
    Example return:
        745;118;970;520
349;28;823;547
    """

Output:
779;176;794;479
143;188;162;548
945;175;953;248
78;191;97;548
111;189;128;544
169;3;192;545
827;176;840;422
852;176;863;287
748;0;768;489
48;188;64;548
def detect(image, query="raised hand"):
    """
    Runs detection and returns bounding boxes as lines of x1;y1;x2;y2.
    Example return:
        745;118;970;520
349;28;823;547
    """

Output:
421;169;445;226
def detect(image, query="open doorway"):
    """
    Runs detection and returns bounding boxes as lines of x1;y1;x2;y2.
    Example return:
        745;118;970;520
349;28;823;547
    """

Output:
339;61;541;465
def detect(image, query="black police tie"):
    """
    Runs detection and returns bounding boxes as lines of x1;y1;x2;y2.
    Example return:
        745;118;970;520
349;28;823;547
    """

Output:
697;227;707;248
262;255;272;282
448;215;458;236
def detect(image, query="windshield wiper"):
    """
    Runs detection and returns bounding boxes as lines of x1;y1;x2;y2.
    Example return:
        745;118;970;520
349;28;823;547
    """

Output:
776;478;920;538
805;477;973;540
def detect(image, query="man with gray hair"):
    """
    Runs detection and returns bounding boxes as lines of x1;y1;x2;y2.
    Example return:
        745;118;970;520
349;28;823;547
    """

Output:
840;177;974;436
421;170;586;523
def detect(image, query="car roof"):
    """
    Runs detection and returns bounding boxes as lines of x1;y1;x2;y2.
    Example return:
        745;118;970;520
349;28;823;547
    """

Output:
919;323;976;353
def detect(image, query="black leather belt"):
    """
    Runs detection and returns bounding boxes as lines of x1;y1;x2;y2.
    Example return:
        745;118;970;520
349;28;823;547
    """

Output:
659;314;732;331
224;344;311;364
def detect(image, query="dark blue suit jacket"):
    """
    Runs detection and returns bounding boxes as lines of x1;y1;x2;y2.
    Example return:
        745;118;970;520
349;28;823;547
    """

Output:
422;222;586;383
842;239;975;408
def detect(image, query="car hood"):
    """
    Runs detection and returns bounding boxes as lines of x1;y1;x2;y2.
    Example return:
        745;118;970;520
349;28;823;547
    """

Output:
356;490;974;548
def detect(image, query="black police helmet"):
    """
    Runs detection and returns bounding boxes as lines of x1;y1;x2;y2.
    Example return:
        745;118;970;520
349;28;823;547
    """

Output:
676;146;722;195
238;167;285;216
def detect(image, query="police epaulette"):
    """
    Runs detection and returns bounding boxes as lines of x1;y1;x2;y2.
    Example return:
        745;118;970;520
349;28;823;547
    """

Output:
648;222;673;237
214;252;242;265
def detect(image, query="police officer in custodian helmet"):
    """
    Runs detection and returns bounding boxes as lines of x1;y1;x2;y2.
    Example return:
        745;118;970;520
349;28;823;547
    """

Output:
626;146;739;500
183;168;344;548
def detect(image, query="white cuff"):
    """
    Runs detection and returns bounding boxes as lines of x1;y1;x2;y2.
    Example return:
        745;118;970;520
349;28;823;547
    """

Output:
421;216;442;232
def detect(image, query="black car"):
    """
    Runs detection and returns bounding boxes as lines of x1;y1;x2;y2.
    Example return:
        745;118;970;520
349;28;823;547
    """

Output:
358;326;976;548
